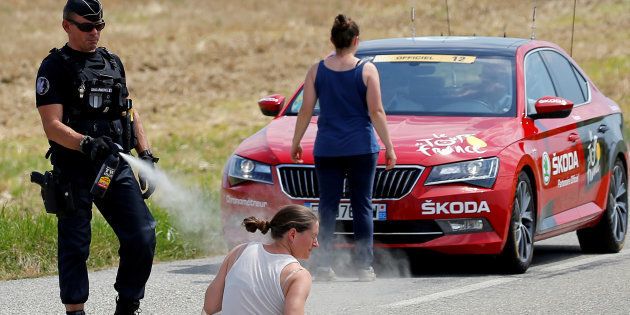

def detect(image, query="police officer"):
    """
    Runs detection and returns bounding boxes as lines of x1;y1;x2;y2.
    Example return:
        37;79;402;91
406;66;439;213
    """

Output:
35;1;157;314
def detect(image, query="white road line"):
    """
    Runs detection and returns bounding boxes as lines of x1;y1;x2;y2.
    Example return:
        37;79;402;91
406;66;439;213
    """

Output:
382;249;630;309
381;277;517;308
539;249;630;273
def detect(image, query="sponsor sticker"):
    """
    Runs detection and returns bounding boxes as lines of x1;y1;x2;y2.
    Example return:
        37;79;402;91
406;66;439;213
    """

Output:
542;152;551;185
542;150;580;187
586;130;601;184
415;133;487;156
421;200;490;215
225;195;268;208
552;150;579;175
558;174;579;187
260;97;279;103
36;77;50;95
373;54;476;64
538;98;568;105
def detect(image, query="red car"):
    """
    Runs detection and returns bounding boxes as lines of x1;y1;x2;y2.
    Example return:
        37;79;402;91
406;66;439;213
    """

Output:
221;36;628;273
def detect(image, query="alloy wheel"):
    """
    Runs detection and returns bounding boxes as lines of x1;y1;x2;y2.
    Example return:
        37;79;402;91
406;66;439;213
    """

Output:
514;179;535;262
608;163;628;242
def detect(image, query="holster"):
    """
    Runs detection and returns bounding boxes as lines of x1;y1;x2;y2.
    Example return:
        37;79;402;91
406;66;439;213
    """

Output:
30;170;75;215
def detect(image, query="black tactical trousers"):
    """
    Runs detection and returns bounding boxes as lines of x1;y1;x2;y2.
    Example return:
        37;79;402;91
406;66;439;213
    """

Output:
56;160;156;305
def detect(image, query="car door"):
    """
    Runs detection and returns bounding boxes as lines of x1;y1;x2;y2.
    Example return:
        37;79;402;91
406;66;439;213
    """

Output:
524;50;582;232
539;50;608;207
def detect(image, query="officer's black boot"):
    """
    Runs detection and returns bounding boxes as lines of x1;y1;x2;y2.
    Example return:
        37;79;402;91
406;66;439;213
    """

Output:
66;311;86;315
114;296;140;315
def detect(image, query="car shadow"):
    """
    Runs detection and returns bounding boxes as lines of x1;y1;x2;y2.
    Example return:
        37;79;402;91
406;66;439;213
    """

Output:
366;243;583;278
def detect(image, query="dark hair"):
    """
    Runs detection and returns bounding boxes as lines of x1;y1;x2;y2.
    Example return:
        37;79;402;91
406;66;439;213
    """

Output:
243;205;318;240
330;14;359;50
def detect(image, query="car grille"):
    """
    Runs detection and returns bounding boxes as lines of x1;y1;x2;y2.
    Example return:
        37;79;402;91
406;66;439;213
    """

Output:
335;220;443;244
277;165;423;200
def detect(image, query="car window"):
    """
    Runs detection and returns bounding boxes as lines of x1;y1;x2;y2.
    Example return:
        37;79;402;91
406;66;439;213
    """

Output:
289;88;319;114
540;50;587;105
571;65;589;102
286;54;516;117
524;52;556;114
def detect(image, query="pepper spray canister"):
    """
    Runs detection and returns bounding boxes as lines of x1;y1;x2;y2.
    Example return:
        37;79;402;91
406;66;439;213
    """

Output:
91;154;120;198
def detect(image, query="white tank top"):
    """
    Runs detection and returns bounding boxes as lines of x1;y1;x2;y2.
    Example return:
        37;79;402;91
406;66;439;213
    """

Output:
222;242;298;315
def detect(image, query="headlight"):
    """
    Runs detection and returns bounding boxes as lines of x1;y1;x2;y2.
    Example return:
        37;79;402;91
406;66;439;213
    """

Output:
227;155;273;185
425;157;499;188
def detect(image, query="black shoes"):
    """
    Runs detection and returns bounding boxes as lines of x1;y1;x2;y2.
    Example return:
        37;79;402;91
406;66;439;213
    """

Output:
114;296;141;315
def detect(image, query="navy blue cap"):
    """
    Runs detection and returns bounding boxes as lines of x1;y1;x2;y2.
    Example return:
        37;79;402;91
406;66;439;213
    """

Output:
64;0;103;22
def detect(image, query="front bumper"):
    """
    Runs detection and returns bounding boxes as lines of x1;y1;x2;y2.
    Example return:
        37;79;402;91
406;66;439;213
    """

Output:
221;170;513;255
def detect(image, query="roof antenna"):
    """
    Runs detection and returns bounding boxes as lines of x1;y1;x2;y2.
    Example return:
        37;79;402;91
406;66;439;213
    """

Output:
410;7;416;39
530;0;537;40
445;0;452;36
569;0;577;56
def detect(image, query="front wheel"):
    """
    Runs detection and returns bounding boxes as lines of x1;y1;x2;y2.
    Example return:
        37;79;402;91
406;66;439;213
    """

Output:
500;172;536;273
577;159;628;253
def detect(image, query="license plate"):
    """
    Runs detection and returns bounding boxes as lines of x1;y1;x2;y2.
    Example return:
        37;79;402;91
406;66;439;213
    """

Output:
306;203;387;221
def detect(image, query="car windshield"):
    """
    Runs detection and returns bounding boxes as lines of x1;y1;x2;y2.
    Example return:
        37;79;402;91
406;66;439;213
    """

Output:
285;54;516;117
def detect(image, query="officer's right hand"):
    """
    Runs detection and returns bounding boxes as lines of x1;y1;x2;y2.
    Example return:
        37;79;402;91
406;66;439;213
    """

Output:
80;136;118;161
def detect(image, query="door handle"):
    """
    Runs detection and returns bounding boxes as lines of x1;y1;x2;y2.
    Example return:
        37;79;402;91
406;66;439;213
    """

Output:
598;125;609;133
568;133;579;142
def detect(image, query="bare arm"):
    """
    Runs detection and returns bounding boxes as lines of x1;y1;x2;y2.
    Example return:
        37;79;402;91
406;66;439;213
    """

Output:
283;270;312;315
203;244;247;314
131;109;151;154
363;62;396;169
291;63;318;163
37;104;83;151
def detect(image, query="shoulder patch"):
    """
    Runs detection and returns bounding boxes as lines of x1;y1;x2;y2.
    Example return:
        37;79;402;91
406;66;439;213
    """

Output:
36;77;50;95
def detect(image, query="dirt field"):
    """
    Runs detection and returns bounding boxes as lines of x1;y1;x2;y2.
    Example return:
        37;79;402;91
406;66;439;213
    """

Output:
1;0;628;140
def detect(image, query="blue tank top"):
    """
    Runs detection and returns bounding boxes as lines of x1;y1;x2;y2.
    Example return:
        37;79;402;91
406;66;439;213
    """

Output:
313;60;380;157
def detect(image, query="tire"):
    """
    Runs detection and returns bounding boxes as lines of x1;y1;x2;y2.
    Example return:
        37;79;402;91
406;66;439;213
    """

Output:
577;159;628;253
500;172;536;274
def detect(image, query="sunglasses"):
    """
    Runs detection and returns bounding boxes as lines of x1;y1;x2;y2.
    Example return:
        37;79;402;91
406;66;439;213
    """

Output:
66;18;106;32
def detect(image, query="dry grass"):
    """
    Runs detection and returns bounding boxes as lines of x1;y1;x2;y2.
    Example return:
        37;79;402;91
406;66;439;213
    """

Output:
1;0;628;140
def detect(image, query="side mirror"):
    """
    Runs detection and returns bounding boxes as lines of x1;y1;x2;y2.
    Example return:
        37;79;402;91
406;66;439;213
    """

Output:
531;96;573;119
258;94;285;117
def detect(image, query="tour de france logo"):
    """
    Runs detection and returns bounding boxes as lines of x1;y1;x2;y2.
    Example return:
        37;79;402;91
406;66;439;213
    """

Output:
542;152;551;185
586;130;601;184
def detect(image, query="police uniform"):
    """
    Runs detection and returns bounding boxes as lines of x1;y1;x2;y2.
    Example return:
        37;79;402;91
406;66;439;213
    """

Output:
35;40;156;307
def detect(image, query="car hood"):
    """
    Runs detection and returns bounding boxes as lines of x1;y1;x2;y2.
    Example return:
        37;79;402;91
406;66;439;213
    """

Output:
234;115;524;166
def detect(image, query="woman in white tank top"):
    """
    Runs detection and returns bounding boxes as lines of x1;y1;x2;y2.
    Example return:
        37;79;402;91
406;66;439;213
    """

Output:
202;205;319;315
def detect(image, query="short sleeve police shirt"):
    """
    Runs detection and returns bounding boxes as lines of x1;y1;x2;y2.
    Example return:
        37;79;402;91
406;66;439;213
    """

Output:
35;53;72;107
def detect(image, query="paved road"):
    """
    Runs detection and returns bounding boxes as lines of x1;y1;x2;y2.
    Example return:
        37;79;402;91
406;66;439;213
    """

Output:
2;233;629;314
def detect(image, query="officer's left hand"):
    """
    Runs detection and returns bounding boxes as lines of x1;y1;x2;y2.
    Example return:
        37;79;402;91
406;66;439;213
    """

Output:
138;150;159;199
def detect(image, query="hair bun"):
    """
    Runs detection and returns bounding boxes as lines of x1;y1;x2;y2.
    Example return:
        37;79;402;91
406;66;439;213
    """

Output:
334;14;349;29
242;216;271;234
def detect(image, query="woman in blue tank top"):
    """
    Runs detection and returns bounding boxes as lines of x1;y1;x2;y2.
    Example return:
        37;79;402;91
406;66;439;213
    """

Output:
291;14;396;282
